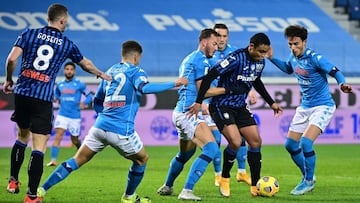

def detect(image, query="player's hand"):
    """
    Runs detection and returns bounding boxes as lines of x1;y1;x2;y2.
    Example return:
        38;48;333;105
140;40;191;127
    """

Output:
340;83;352;93
187;102;201;119
201;103;209;115
175;77;188;87
248;89;257;104
79;102;85;110
97;72;112;82
270;102;283;118
3;80;14;94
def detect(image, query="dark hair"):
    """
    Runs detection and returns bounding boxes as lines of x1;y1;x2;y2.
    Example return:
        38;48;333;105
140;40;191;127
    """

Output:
284;25;308;41
48;4;68;22
64;61;76;69
250;33;271;47
122;40;143;57
199;28;219;42
213;23;229;31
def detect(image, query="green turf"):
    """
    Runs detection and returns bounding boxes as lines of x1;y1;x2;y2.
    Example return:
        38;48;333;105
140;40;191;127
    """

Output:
1;144;360;202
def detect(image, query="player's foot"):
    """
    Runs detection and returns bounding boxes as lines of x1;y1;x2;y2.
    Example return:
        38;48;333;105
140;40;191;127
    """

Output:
46;161;57;167
121;194;151;203
178;189;201;201
157;184;173;196
7;178;20;194
290;180;314;195
37;187;46;198
23;194;42;203
236;172;251;185
250;186;259;197
214;174;221;186
219;177;230;197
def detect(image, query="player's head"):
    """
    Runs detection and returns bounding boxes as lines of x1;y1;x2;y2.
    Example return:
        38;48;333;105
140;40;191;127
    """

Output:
47;4;69;32
248;33;271;62
284;25;308;57
199;28;220;58
63;61;76;80
122;40;143;66
213;23;229;52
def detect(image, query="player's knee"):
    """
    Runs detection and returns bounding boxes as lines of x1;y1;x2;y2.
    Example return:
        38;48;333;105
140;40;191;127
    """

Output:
285;137;299;153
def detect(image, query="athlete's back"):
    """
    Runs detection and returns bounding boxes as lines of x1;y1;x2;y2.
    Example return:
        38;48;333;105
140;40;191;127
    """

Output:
14;26;83;102
94;62;148;135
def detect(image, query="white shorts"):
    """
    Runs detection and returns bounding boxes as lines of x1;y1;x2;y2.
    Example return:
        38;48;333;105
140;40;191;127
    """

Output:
54;115;81;136
172;111;205;141
289;105;336;133
83;127;143;157
203;114;216;127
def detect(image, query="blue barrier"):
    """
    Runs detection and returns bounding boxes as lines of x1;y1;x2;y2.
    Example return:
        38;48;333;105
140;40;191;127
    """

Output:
1;0;360;77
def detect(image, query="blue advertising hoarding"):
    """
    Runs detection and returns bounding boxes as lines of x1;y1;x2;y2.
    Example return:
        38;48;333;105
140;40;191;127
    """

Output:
1;0;360;77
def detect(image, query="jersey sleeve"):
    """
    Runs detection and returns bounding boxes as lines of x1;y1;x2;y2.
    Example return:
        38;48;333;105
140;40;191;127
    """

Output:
68;43;84;63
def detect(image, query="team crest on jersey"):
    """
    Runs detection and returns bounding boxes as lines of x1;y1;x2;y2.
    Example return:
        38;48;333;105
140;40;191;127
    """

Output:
220;59;229;68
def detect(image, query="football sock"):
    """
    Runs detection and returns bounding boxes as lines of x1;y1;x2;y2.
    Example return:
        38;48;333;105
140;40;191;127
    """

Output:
247;148;261;186
301;137;316;181
42;158;79;191
27;150;44;196
165;147;196;187
125;163;146;196
10;140;27;180
236;140;247;170
50;146;59;161
211;130;222;173
222;145;237;178
285;137;305;176
184;142;218;190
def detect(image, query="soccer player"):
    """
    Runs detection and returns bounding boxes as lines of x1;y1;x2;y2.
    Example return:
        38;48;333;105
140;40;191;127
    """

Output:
266;25;352;195
3;4;110;203
47;62;93;167
157;28;222;201
208;23;253;187
37;40;188;203
188;33;283;197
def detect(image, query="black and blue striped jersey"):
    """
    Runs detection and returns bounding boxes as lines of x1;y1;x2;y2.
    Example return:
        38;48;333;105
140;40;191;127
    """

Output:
13;26;83;102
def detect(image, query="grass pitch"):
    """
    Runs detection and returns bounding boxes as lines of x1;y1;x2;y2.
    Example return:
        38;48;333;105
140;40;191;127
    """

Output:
1;144;360;202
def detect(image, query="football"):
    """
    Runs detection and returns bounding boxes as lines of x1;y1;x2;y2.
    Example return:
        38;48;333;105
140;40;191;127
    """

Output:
256;176;279;197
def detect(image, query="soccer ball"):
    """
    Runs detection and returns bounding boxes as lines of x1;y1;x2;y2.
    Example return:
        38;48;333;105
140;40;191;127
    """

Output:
256;176;279;197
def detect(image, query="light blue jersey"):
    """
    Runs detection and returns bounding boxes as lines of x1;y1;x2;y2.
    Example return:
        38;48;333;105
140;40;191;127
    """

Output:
93;62;147;135
55;78;92;119
209;44;237;67
174;50;212;112
271;48;346;108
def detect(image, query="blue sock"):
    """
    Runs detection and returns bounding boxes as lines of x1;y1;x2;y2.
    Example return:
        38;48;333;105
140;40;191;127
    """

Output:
165;148;196;187
285;137;305;176
125;163;146;196
236;140;247;170
184;142;218;190
42;158;79;191
51;146;59;161
211;130;222;173
301;137;316;181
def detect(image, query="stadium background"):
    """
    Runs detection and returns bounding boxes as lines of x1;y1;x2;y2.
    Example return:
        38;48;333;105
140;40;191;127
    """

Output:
0;0;360;147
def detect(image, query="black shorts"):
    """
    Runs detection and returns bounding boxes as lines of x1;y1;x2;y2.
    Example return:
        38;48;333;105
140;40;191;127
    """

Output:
11;94;53;135
209;104;256;131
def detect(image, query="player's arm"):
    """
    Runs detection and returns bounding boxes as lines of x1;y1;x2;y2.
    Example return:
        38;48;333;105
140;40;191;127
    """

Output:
3;46;22;94
77;57;111;81
139;77;188;94
253;77;283;117
266;47;293;74
93;80;106;113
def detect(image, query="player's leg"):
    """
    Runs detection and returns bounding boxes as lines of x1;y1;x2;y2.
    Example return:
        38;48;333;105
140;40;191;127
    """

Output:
69;117;82;149
236;137;251;185
7;126;30;194
48;127;65;166
240;124;262;196
210;127;222;186
178;122;219;200
39;127;100;198
158;111;197;196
